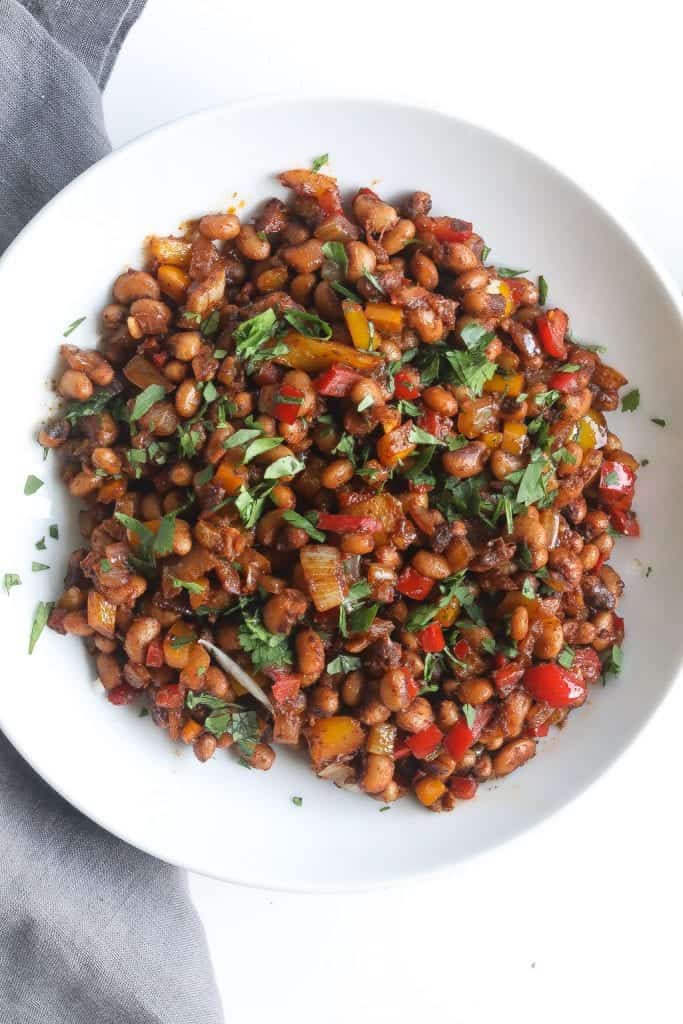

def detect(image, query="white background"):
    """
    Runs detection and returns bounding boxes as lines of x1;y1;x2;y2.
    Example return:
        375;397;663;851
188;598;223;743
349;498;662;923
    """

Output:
104;3;683;1021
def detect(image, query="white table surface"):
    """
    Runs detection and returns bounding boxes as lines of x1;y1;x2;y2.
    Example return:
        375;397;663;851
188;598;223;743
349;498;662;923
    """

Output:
104;3;683;1021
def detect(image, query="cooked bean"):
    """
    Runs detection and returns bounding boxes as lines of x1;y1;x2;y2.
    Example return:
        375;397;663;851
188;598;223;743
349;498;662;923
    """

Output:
113;270;160;304
236;224;271;261
124;617;161;664
281;238;323;274
199;213;240;240
263;589;307;634
58;369;93;401
295;628;325;679
493;737;536;777
412;550;450;580
442;441;488;478
175;378;202;418
395;697;434;733
129;298;171;335
362;754;394;794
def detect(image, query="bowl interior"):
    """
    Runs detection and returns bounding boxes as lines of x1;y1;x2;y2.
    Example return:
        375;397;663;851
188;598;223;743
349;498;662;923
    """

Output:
0;97;681;889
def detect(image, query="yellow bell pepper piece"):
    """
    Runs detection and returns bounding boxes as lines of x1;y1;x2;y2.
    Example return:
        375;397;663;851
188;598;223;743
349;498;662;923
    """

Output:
342;300;373;351
501;421;527;455
365;302;404;335
273;331;381;373
481;431;503;449
484;372;525;397
575;409;608;452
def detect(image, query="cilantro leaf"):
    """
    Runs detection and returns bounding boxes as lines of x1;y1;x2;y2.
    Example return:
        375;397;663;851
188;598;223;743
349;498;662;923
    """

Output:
321;241;348;274
496;266;529;277
24;475;44;496
263;455;305;480
130;384;167;422
409;425;444;447
3;573;21;595
327;653;361;674
282;510;326;542
29;601;53;654
444;341;497;395
238;610;293;670
283;309;332;340
538;275;548;305
621;388;640;413
63;316;86;337
311;153;329;172
462;703;476;728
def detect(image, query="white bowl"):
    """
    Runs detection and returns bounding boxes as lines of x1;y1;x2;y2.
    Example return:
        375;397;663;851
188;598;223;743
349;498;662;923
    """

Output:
1;96;681;891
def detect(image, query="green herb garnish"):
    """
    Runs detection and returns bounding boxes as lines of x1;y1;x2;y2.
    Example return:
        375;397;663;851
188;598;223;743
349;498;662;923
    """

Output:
29;601;53;654
63;316;86;337
24;475;44;495
3;573;21;595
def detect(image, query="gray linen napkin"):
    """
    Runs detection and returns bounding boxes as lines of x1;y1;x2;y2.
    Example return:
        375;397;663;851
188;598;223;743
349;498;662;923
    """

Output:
0;4;224;1021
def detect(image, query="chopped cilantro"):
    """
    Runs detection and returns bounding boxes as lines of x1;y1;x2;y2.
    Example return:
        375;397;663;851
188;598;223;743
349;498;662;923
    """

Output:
3;573;21;595
311;153;329;172
327;653;361;674
24;475;44;496
621;389;640;413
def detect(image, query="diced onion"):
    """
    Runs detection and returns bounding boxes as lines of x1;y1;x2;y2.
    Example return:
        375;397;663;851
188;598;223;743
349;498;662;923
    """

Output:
300;545;345;611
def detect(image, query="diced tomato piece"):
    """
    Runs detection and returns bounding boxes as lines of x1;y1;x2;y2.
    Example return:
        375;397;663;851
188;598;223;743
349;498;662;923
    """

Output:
314;364;361;397
549;370;581;393
610;508;640;536
155;684;184;709
394;741;412;760
418;408;450;439
145;637;164;668
613;614;625;639
430;216;473;244
394;369;421;401
419;622;445;653
453;638;472;661
528;721;550;738
270;671;302;704
405;723;443;759
598;460;635;510
405;676;420;703
274;383;305;424
444;719;474;760
523;663;586;708
536;308;569;359
450;776;477;799
107;684;136;706
316;513;382;533
493;661;525;696
397;566;435;600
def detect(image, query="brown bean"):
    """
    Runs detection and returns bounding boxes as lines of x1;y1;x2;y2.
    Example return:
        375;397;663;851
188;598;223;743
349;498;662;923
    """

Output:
309;685;339;717
346;241;376;282
314;281;343;320
281;238;323;274
321;458;355;489
129;298;171;335
395;697;434;733
96;653;122;690
113;270;160;304
168;330;202;361
423;385;457;416
492;737;536;777
442;441;488;479
379;669;414;712
247;743;275;770
457;678;494;705
439;243;479;274
198;213;240;240
342;671;364;707
236;224;271;261
58;369;93;401
263;589;307;634
175;378;202;418
490;448;524;481
382;219;415;255
510;605;529;642
124;617;161;664
362;754;394;794
412;549;450;580
501;690;532;738
410;251;439;290
193;733;217;762
341;533;374;555
406;306;443;343
290;273;317;305
533;616;564;660
295;628;325;679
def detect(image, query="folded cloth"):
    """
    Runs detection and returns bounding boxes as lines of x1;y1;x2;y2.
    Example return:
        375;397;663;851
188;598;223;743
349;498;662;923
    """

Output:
0;4;224;1021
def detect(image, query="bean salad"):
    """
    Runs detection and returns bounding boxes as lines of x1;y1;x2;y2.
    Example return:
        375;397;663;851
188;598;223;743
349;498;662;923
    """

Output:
37;161;640;811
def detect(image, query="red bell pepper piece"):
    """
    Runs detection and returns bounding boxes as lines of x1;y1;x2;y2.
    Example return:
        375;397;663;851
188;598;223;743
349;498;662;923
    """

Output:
523;663;586;708
419;622;445;653
528;721;550;738
107;683;136;706
430;216;473;244
274;383;305;424
394;740;412;760
549;370;581;393
493;661;525;696
155;684;184;709
314;364;361;397
405;723;443;759
393;369;421;401
504;277;532;304
444;703;494;760
450;776;477;799
453;638;472;661
356;186;380;201
536;308;569;359
270;671;302;704
397;566;435;600
145;637;164;668
418;408;451;439
493;652;507;669
405;676;420;703
610;508;640;536
598;460;635;510
316;513;382;533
